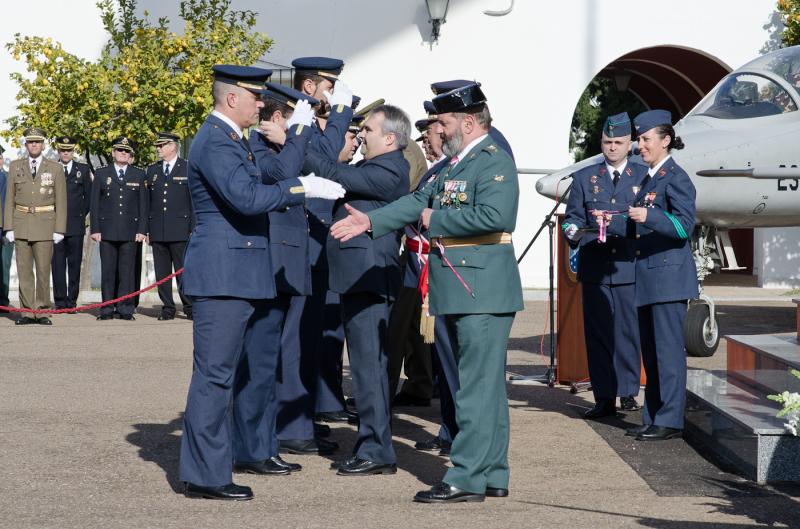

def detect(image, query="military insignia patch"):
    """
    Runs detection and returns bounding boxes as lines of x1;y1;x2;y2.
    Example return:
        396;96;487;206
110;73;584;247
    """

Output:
590;175;598;184
76;171;81;179
658;169;667;177
41;172;54;186
625;167;632;176
567;246;580;283
486;144;497;152
106;177;112;186
493;175;505;182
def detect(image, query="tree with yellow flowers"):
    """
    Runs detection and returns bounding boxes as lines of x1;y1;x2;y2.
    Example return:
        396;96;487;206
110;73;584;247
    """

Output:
778;0;800;46
4;0;272;167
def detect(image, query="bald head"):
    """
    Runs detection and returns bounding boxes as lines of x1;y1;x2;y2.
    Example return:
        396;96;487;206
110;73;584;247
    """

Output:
212;81;264;129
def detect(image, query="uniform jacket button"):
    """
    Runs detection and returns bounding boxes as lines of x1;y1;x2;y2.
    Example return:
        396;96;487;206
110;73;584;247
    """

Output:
246;241;252;247
635;234;641;239
611;248;617;254
635;250;640;256
460;259;466;265
611;198;616;204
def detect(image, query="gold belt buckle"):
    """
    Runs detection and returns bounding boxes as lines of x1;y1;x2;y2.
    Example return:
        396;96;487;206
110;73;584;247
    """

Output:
28;206;35;213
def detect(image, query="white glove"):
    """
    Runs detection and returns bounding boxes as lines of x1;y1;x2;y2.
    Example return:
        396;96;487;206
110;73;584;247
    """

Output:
5;231;14;243
564;223;579;241
323;81;354;109
53;233;64;244
286;99;315;129
298;175;346;200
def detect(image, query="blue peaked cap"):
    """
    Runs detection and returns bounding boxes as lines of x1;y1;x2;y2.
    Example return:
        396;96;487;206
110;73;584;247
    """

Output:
212;65;272;93
430;79;473;95
291;56;344;81
263;82;319;107
634;109;672;136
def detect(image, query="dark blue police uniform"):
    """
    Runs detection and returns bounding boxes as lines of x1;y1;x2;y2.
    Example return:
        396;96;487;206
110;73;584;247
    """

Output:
305;146;409;466
178;65;310;490
146;135;193;319
611;109;698;434
51;136;91;309
90;139;147;319
563;114;647;413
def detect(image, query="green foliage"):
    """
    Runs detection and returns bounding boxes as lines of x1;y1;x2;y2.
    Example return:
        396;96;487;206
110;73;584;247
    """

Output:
777;0;800;46
4;0;272;166
768;368;800;435
570;77;647;162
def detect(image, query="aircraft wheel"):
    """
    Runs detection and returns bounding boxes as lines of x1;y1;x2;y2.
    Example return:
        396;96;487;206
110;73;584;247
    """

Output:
684;302;719;357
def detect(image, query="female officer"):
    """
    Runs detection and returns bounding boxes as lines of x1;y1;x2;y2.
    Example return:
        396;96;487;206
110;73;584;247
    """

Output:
627;110;697;440
601;109;697;440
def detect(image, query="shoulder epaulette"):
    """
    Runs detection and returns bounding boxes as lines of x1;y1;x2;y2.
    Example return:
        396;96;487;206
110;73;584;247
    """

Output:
483;143;499;154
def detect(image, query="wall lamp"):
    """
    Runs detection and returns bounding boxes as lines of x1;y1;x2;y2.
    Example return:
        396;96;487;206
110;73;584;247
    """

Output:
426;0;450;43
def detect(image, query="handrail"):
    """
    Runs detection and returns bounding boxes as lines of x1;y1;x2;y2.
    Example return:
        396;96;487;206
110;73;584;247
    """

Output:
517;168;559;175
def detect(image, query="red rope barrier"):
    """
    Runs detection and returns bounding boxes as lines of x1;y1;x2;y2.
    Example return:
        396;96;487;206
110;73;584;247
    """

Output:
0;268;184;314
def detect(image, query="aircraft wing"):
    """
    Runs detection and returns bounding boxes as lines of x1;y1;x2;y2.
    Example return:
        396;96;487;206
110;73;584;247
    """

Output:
697;168;800;178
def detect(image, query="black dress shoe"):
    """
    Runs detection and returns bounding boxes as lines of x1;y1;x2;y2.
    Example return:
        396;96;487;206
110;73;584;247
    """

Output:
37;317;52;325
267;455;301;472
485;487;509;498
625;424;650;437
314;422;331;437
619;396;642;411
636;425;683;441
15;316;37;325
413;482;485;503
330;455;359;470
316;410;358;424
157;313;175;321
184;482;253;501
414;437;452;453
233;459;291;475
392;393;431;407
336;457;397;476
345;397;356;407
583;400;617;419
184;311;193;320
279;438;338;455
96;314;114;321
119;314;135;321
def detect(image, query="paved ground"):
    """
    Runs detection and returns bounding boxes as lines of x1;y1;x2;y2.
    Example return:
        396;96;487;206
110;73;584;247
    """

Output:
1;290;799;529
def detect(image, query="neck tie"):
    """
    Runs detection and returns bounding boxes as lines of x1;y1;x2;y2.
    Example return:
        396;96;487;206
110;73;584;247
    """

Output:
31;159;37;177
63;164;69;176
612;170;620;188
118;168;125;182
449;156;459;166
164;163;171;177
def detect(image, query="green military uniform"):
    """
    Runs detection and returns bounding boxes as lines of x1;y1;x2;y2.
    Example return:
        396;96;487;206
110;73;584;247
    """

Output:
369;134;523;494
4;149;67;319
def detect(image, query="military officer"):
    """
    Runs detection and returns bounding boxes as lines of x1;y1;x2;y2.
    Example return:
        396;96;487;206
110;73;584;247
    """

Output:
90;136;147;321
51;135;92;310
562;113;647;418
248;83;338;456
602;110;697;441
179;65;344;501
430;80;515;161
4;127;67;325
291;57;357;425
305;104;411;476
146;132;193;320
337;114;363;163
332;83;523;502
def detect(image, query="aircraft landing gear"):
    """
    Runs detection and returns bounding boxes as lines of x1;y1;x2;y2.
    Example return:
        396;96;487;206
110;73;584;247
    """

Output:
685;294;720;357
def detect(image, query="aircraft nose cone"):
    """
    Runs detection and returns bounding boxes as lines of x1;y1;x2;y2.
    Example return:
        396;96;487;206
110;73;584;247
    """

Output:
535;179;546;194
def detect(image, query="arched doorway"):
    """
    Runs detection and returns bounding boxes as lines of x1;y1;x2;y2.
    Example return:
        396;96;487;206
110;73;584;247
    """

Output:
600;45;731;116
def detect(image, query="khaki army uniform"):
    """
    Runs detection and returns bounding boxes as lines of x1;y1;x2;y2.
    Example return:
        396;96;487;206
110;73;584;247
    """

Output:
4;157;67;316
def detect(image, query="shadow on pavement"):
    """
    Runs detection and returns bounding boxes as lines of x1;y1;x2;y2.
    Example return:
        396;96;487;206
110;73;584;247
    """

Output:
126;415;184;493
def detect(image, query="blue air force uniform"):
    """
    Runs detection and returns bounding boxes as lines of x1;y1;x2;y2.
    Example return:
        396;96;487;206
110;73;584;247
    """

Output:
90;137;147;319
178;65;310;489
51;136;91;309
146;133;193;319
609;109;698;433
563;114;646;409
305;146;409;465
283;56;354;421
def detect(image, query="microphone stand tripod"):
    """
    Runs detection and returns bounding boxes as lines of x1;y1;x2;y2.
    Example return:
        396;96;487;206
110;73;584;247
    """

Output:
509;179;572;387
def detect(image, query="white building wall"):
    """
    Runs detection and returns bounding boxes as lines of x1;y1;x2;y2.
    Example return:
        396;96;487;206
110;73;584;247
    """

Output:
1;0;795;288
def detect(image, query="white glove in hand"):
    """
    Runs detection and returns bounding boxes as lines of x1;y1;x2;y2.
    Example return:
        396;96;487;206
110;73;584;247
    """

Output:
53;233;64;244
564;223;579;241
323;81;354;109
5;231;14;243
286;99;315;129
298;175;346;200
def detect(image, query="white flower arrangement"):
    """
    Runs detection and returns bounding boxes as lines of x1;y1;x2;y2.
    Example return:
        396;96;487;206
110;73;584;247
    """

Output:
768;369;800;436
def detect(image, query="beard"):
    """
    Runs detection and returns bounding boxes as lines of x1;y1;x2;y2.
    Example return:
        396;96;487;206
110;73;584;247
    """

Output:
441;128;463;158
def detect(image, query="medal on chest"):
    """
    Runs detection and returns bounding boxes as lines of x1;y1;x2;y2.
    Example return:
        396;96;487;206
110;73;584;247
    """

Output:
441;180;468;208
644;192;657;207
